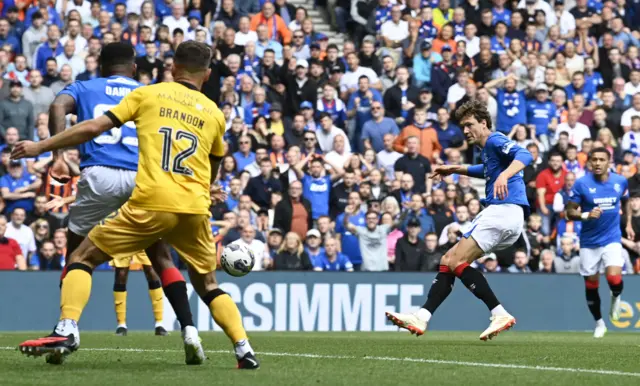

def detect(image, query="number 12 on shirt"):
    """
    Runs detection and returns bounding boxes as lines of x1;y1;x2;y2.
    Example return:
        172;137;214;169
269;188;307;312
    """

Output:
158;127;199;176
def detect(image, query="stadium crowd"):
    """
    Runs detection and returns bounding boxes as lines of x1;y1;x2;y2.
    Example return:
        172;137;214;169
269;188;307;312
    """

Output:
0;0;640;274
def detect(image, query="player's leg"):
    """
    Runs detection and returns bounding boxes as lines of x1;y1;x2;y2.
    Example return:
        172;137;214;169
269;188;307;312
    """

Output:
386;243;460;336
387;205;518;340
579;247;607;338
19;238;112;363
144;241;204;365
165;214;259;369
138;253;167;335
187;268;258;369
113;265;130;335
603;243;625;322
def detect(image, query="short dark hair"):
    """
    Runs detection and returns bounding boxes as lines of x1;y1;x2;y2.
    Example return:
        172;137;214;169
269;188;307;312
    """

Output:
318;112;332;121
589;146;611;160
99;42;135;71
259;157;272;165
174;41;212;73
455;100;492;130
548;151;564;161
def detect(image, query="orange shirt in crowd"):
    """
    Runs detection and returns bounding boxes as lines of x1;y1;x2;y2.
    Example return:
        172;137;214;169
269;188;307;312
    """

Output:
431;38;456;54
250;13;292;45
392;125;442;162
290;201;309;241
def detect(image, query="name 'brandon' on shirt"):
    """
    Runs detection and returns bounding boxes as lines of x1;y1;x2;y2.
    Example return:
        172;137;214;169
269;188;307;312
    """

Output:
159;107;205;129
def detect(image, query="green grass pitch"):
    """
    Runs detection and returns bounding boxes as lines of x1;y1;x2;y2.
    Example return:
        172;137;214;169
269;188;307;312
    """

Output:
1;331;640;385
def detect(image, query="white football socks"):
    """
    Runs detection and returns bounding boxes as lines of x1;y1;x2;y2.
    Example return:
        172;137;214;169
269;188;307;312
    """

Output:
234;339;254;358
490;304;509;316
416;308;432;322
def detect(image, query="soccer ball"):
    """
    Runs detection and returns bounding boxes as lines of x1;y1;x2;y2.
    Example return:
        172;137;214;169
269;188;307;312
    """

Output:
221;243;255;277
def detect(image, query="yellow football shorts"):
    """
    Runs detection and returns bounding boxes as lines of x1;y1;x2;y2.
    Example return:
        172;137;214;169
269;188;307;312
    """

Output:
109;251;151;268
89;202;217;273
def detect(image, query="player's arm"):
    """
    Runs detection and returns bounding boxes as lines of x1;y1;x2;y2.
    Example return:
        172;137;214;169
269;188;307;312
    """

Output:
493;139;533;199
48;94;76;136
430;164;483;179
11;115;116;160
565;201;602;221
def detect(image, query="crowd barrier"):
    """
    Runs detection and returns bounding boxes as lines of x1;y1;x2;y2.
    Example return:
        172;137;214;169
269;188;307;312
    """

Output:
2;272;640;332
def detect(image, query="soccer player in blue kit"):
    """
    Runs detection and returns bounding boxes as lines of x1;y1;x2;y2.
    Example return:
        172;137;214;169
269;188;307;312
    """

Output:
53;43;168;338
386;100;532;341
565;148;629;338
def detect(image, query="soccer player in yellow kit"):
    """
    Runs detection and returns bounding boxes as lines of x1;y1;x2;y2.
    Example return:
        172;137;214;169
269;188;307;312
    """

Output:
14;41;259;369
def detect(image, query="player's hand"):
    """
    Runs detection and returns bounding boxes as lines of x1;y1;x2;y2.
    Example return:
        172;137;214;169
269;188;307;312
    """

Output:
626;223;635;241
11;141;42;160
50;157;72;183
45;194;66;211
429;165;458;181
493;172;509;200
588;207;602;220
210;185;227;204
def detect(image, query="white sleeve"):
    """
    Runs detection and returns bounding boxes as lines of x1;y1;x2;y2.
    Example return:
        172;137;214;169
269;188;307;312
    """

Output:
552;192;565;213
545;3;557;27
28;230;37;253
621;111;631;128
438;225;449;246
367;68;379;83
622;133;632;151
341;131;352;153
566;13;576;32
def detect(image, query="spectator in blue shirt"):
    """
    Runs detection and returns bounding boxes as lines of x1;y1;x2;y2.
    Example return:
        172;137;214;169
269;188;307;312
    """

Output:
225;178;243;211
485;73;527;134
492;0;512;25
335;191;366;269
565;71;597;109
292;155;344;220
0;18;21;54
233;135;256;171
244;86;271;126
490;21;510;54
32;24;63;74
304;229;326;267
25;1;63;29
526;84;557;150
362;101;400;152
314;236;354;272
0;161;41;214
584;57;603;91
30;240;63;270
347;76;383;150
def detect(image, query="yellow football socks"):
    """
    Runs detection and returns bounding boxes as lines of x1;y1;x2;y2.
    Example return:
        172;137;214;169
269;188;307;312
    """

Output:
209;294;248;343
114;290;127;326
60;267;92;321
148;288;164;323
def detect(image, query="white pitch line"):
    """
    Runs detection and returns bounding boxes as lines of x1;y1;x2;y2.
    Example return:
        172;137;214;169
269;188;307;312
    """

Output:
1;346;639;378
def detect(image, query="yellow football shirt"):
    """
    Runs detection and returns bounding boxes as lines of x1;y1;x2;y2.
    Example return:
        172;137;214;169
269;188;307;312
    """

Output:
107;81;225;215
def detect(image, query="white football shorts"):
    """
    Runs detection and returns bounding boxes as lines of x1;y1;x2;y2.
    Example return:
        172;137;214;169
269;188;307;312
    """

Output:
68;165;136;237
463;203;524;253
579;242;624;277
